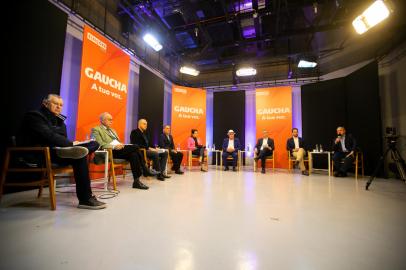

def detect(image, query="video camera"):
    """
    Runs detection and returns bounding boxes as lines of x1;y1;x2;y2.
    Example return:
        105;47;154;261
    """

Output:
386;127;397;137
385;127;398;148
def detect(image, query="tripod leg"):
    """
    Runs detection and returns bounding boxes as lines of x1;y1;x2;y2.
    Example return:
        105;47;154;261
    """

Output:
366;148;391;190
392;149;406;181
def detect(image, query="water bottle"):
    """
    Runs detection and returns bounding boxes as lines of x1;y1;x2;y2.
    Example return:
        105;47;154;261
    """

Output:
319;144;323;152
315;144;319;152
213;144;216;151
177;143;180;151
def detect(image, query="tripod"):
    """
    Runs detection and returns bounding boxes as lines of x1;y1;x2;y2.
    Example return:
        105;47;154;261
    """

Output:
366;137;406;190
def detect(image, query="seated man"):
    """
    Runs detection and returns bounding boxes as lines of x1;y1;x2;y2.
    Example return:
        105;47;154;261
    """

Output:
158;125;184;175
20;94;106;210
91;112;149;190
332;126;357;177
130;119;170;181
287;128;309;176
222;130;241;171
254;130;275;174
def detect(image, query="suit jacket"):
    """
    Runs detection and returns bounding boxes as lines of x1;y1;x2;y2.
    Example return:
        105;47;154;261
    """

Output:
255;138;274;152
332;134;357;152
222;138;241;152
159;134;175;150
130;128;150;149
91;125;120;149
286;137;305;153
19;106;72;147
187;137;203;150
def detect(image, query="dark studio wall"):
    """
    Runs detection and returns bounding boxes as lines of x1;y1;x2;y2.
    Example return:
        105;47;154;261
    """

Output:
301;61;382;175
213;91;246;156
138;66;164;145
2;0;68;161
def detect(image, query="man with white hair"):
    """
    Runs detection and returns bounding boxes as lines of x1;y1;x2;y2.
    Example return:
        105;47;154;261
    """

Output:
222;129;241;171
91;112;149;189
20;94;106;209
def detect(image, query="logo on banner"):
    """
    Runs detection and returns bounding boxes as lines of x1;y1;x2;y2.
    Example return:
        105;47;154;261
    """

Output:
87;32;107;51
85;67;127;100
257;107;290;120
174;106;204;119
174;88;187;94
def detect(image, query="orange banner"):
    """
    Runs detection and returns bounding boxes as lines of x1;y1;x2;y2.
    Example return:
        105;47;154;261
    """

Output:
75;25;130;141
171;85;206;150
256;86;292;168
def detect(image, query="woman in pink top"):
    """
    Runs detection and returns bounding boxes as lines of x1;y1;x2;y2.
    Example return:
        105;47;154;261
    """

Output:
187;129;207;172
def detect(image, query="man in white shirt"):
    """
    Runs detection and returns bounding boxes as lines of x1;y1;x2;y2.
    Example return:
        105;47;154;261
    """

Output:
286;128;308;175
254;130;275;174
221;130;241;171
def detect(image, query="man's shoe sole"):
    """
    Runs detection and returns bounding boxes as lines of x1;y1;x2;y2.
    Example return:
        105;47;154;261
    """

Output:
55;146;89;159
77;204;107;210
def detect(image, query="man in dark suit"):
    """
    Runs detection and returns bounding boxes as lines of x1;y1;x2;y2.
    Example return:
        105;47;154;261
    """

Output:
332;126;357;177
222;130;241;171
287;128;309;176
254;130;275;174
130;119;170;181
159;125;184;174
20;94;106;210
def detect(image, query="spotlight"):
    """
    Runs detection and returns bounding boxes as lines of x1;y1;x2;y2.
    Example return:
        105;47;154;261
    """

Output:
352;0;391;35
236;67;256;76
143;33;163;51
298;60;317;68
180;66;200;76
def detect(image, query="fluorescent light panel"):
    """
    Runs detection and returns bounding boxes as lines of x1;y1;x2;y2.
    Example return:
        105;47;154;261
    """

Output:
236;67;256;76
143;33;163;51
180;66;200;76
298;60;317;68
352;0;390;35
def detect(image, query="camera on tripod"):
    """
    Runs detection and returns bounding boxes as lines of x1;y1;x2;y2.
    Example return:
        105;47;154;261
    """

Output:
385;127;398;148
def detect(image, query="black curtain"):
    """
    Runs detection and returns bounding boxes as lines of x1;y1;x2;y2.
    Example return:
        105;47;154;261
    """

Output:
138;66;164;146
2;0;68;161
301;61;382;175
213;91;245;163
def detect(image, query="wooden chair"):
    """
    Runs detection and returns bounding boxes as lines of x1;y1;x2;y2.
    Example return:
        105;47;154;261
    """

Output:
187;149;207;170
331;151;364;179
288;150;310;173
0;147;73;210
253;151;275;172
220;150;241;170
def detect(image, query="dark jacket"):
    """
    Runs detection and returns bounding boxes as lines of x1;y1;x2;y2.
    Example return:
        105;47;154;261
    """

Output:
222;138;241;152
332;134;357;152
286;137;306;153
19;106;72;147
159;134;175;150
130;128;150;149
255;138;275;152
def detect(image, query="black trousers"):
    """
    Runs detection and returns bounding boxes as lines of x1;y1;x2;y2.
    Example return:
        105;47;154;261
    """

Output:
146;150;168;173
257;148;273;169
192;146;205;163
51;141;99;202
222;151;238;167
333;152;354;174
169;150;183;171
113;145;143;180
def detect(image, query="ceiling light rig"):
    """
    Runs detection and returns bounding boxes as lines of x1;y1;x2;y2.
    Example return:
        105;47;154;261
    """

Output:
352;0;391;35
236;67;257;76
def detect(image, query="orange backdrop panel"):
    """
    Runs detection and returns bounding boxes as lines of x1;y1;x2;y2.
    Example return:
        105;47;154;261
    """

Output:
171;85;206;151
256;86;292;168
75;25;130;141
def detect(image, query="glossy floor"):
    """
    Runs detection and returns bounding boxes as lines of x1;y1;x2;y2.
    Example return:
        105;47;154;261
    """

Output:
1;168;406;270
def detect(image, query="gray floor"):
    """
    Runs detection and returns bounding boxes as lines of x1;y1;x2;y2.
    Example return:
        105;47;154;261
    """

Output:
1;167;406;270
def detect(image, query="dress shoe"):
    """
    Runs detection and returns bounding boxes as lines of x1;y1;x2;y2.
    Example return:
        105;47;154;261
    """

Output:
78;195;107;210
301;170;309;176
132;179;149;189
175;170;184;175
201;167;207;172
143;169;159;177
232;167;237;171
55;146;88;159
157;174;165;181
334;171;340;177
261;168;266;174
224;167;229;171
162;174;171;178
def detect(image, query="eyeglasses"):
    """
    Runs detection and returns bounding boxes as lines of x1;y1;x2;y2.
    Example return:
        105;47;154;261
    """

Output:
50;101;63;107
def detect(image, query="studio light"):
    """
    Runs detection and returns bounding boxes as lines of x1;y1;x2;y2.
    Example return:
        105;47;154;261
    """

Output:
298;60;317;68
180;66;200;76
352;0;391;35
236;67;257;76
143;33;163;51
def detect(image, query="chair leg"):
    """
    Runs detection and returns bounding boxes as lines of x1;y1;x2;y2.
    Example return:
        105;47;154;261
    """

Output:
110;164;117;191
272;159;275;172
47;173;56;210
0;149;11;202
